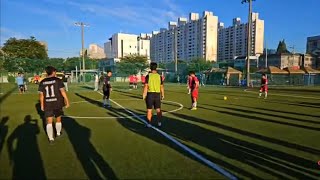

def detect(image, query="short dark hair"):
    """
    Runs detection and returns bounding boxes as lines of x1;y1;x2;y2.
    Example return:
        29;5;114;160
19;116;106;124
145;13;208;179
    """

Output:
107;70;112;73
150;62;157;71
262;73;266;76
189;71;195;75
45;66;57;76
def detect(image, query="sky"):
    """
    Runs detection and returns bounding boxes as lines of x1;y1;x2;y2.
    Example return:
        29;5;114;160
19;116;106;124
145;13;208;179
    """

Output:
1;0;319;58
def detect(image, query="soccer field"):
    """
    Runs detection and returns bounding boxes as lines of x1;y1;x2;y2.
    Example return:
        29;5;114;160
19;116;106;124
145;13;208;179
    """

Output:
0;83;320;179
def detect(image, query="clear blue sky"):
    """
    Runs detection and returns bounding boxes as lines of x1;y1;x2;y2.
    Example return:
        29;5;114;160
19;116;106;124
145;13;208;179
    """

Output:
1;0;319;58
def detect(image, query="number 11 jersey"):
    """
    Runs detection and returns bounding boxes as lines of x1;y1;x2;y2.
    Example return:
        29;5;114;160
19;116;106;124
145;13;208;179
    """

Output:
38;77;65;110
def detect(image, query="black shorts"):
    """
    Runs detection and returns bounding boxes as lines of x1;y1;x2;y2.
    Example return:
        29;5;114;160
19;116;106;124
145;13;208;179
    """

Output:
19;85;24;90
45;108;64;118
146;93;161;109
103;90;110;98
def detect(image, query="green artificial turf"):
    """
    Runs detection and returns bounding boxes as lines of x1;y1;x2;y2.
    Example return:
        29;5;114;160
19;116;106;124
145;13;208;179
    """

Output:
0;82;319;179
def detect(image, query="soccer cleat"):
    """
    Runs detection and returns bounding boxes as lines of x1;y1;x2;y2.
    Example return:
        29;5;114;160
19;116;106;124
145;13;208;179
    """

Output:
56;133;63;139
191;107;197;110
145;123;151;128
158;122;162;127
49;140;54;145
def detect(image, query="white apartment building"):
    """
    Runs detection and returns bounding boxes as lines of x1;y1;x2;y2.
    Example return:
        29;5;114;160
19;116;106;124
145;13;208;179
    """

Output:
218;12;264;62
104;33;151;59
150;11;219;62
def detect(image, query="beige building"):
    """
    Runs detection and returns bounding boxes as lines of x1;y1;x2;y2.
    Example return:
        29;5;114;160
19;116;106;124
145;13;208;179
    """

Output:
259;53;316;69
218;13;264;62
87;44;106;59
150;11;219;62
104;33;151;59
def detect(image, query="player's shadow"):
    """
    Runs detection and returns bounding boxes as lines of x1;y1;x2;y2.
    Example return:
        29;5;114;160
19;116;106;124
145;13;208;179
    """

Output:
0;116;9;155
0;87;16;104
35;101;47;132
113;89;141;99
6;115;46;179
167;112;319;179
199;104;320;131
63;116;118;180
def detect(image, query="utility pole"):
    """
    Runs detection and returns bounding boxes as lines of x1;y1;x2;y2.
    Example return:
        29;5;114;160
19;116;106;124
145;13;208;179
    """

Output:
242;0;254;87
265;40;268;68
74;22;89;71
174;27;178;74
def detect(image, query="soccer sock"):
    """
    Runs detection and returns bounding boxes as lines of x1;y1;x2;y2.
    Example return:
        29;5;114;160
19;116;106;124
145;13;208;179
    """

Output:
103;99;106;105
56;122;62;135
265;92;268;98
107;99;110;105
46;123;54;140
194;102;197;108
259;92;262;97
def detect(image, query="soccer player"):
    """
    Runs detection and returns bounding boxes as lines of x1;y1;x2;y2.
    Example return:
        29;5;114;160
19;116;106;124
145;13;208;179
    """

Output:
259;73;268;99
143;62;164;127
133;74;138;89
189;71;199;110
62;72;69;92
38;66;70;144
102;70;112;107
94;73;99;91
16;73;25;94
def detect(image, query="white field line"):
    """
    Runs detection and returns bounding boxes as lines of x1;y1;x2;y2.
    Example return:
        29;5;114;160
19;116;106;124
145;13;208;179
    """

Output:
244;89;320;100
96;91;237;180
65;99;183;119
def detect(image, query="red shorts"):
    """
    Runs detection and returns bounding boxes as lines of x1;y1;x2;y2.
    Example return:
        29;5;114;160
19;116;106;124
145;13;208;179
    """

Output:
191;89;198;99
260;86;268;92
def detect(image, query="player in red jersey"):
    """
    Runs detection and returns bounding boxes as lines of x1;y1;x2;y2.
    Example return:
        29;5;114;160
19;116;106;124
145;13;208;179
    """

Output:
259;73;268;99
189;71;199;110
187;75;192;94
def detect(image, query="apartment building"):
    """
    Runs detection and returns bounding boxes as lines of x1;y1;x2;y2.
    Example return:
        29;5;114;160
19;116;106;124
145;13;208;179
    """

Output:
218;13;264;62
87;44;106;59
104;33;151;59
150;11;219;62
306;35;320;54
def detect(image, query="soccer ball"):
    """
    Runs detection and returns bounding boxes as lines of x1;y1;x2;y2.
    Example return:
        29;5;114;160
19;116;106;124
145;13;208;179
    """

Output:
224;96;227;100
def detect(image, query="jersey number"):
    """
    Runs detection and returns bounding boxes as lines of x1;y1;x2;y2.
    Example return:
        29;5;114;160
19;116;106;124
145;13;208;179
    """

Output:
45;85;55;98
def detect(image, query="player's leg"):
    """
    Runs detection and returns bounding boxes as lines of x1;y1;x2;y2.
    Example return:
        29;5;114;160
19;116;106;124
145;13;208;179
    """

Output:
45;111;54;142
145;94;152;127
259;86;263;97
55;109;64;137
191;90;198;110
264;86;268;99
155;94;162;127
106;90;111;107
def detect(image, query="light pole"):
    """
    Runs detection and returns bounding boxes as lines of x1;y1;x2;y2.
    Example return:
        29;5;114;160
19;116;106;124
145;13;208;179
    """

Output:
242;0;254;87
74;22;89;71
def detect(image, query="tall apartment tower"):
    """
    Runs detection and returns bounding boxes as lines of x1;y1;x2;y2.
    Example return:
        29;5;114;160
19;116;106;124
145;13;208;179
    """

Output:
150;11;219;62
218;12;264;62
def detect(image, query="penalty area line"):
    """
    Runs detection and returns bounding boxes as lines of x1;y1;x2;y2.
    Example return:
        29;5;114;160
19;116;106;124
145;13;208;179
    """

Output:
97;91;237;180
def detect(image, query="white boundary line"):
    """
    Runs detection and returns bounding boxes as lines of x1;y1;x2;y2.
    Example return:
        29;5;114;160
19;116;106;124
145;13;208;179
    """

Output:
65;99;183;119
96;91;237;180
244;89;320;100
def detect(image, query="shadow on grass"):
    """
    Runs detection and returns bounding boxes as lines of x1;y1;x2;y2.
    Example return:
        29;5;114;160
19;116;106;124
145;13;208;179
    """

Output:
75;94;258;179
169;113;319;179
74;94;320;179
0;116;9;156
79;85;95;91
7;115;46;179
202;103;320;125
63;116;118;180
0;87;17;104
35;99;117;179
199;105;320;132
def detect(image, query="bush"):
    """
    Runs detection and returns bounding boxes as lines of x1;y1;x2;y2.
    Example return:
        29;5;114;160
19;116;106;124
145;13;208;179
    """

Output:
8;75;15;83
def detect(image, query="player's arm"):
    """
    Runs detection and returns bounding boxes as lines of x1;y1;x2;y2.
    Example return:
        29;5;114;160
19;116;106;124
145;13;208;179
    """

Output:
195;78;200;88
39;92;44;111
60;88;70;108
142;75;149;100
160;76;164;100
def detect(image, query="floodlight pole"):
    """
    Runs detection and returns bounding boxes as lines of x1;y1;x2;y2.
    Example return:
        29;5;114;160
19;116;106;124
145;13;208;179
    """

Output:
242;0;253;87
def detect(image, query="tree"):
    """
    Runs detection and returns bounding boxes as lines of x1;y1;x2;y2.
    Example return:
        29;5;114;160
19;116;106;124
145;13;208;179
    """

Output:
2;37;48;59
117;54;148;75
186;58;212;73
47;58;66;71
276;39;290;54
